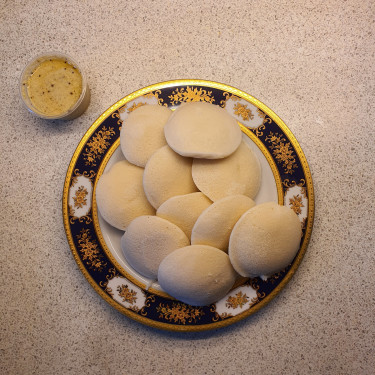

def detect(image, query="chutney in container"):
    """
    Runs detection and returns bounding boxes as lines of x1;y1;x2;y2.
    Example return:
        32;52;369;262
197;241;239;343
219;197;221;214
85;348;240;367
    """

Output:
20;53;90;120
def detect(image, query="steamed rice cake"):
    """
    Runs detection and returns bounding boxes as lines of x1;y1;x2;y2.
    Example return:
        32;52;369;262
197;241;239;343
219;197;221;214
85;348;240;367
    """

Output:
120;104;172;167
191;195;255;252
156;192;212;239
121;215;189;280
164;102;242;159
143;145;198;209
229;202;302;277
158;245;237;306
192;140;261;201
95;160;155;230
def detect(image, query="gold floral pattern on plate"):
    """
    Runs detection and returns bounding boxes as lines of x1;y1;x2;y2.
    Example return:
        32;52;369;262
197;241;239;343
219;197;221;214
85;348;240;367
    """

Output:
168;86;215;105
289;194;305;215
144;89;165;106
68;170;94;224
283;179;309;230
83;126;116;167
265;131;298;174
119;101;146;114
233;102;254;121
220;91;241;106
99;267;119;296
283;178;306;189
76;228;107;271
156;303;204;324
117;284;138;305
226;291;250;309
222;92;268;130
68;205;92;225
211;308;233;320
72;186;88;209
106;277;148;313
214;282;259;320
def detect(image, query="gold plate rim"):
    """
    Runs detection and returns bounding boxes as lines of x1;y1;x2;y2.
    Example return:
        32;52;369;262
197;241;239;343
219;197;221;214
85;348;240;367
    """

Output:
62;79;315;332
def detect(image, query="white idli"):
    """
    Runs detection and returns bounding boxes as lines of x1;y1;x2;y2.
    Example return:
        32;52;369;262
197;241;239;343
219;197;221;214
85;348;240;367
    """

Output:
192;140;261;201
120;104;172;167
121;215;189;280
164;102;242;159
158;245;237;306
143;145;198;209
229;202;302;277
191;195;255;252
156;192;212;239
95;160;155;230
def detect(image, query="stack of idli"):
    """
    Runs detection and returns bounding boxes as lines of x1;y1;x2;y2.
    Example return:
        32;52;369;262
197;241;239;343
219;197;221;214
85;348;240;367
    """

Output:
95;102;302;306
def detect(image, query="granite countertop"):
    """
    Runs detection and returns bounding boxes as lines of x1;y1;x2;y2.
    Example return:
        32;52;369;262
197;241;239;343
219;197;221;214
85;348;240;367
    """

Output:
1;1;374;374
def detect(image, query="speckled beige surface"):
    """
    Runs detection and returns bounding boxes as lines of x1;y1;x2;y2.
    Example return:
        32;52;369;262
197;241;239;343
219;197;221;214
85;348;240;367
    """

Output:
1;1;374;374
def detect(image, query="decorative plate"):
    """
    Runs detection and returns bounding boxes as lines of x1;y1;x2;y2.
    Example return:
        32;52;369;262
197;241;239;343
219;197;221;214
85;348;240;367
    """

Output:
63;80;314;332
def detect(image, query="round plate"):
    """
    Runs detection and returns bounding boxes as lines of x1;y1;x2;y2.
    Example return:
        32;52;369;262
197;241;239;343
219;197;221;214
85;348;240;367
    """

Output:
63;80;314;332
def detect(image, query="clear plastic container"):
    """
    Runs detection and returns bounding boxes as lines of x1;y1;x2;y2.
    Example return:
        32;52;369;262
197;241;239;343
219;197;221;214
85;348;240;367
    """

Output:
19;52;90;120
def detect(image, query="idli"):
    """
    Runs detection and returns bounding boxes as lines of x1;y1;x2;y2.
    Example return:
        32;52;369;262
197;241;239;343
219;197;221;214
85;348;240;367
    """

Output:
164;102;242;159
156;192;212;239
191;195;255;252
120;104;172;167
95;160;155;230
192;140;261;201
121;215;189;280
143;145;198;209
158;245;237;306
229;202;302;277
